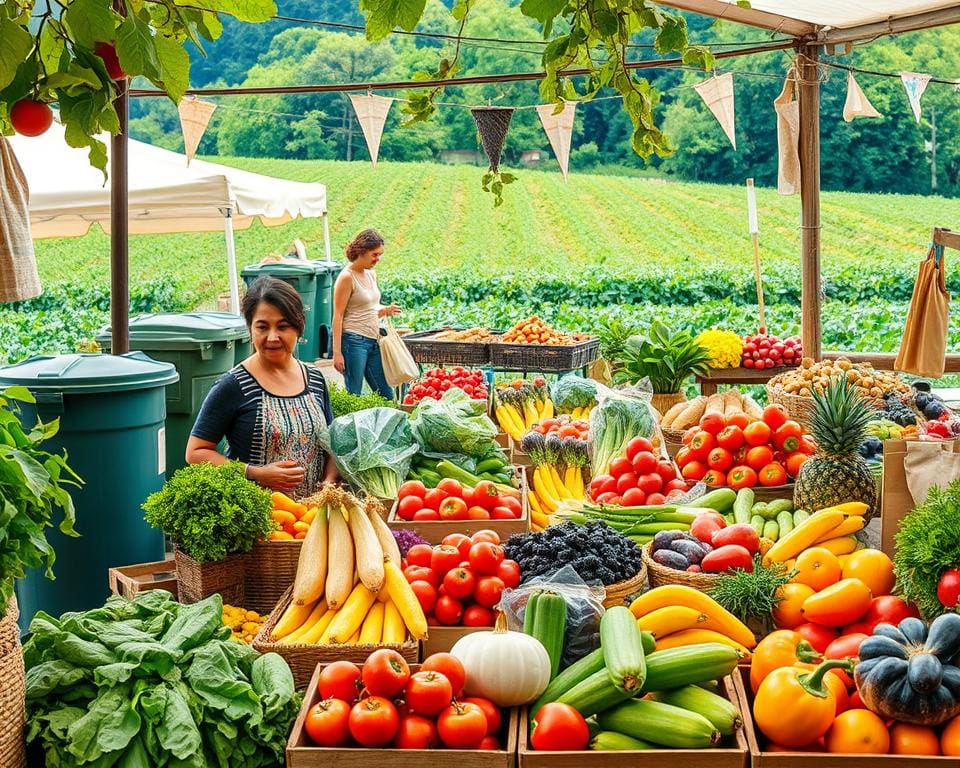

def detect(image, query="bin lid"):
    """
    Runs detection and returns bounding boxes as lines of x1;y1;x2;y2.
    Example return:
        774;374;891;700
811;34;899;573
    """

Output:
0;352;179;394
241;260;318;277
97;312;251;344
310;260;343;274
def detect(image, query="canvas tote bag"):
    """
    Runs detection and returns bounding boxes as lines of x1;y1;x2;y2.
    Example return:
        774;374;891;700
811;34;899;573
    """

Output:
895;244;950;378
379;319;419;387
0;135;41;302
774;68;801;196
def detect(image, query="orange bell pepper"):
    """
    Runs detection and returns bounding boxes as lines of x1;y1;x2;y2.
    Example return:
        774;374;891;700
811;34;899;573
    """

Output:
271;491;307;519
750;629;823;693
753;659;853;748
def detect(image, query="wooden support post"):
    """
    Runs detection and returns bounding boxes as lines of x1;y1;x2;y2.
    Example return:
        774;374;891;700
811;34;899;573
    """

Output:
798;43;822;361
110;76;129;354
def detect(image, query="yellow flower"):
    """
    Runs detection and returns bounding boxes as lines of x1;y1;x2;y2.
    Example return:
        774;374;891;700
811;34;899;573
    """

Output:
695;329;743;369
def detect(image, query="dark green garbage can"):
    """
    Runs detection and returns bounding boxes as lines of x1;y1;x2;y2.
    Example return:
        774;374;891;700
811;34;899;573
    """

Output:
0;352;178;631
311;260;343;358
241;260;320;361
96;312;250;476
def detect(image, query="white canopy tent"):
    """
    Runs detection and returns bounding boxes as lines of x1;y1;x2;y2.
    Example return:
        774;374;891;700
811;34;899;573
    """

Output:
9;120;331;313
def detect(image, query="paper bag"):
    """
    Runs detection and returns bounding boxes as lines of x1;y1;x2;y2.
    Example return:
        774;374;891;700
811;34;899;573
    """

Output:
774;69;801;196
379;319;419;387
895;244;950;378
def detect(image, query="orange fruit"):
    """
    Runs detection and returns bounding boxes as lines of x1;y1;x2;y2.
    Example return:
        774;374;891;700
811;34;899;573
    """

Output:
890;723;940;755
772;582;816;629
792;547;842;591
825;710;890;754
941;715;960;756
842;549;895;596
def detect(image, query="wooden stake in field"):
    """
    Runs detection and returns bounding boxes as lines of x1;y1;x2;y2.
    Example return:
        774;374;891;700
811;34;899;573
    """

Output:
746;178;767;331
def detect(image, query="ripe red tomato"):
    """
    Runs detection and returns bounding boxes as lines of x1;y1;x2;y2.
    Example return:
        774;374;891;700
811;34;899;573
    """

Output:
462;696;501;736
468;542;505;575
413;508;440;521
443;533;473;560
785;451;808;478
434;595;464;625
349;696;399;746
824;633;869;688
423;488;448;511
405;671;454;716
305;698;351;747
473;576;506;608
759;462;788;487
442;567;476;599
716;425;745;451
470;529;501;545
410;580;438;615
625;436;654;461
430;545;462;577
702;469;726;486
763;404;789;430
647;492;666;505
439;497;469;521
707;447;734;472
620;487;647;506
681;460;707;481
530;703;590;751
743;421;773;447
436;478;463;498
700;544;754;573
403;565;437;587
699;412;725;435
421;652;466;697
690;511;726;544
727;465;758;490
774;421;804;453
462;604;495;626
10;99;53;137
746;445;775;471
665;478;688;492
795;622;839;654
398;480;426;500
711;523;760;555
361;649;410;699
632;451;657;475
462;485;476;506
397;495;424;521
682;426;698;445
318;660;361;702
478;736;501;750
608;456;633;477
496;559;521;588
437;702;488;749
394;714;438;749
406;544;433;568
472;481;500;510
498;496;522;517
637;472;663;494
675;446;693;468
689;430;716;459
595;491;620;505
655;459;677;483
725;412;749;430
490;506;514;520
616;472;639;495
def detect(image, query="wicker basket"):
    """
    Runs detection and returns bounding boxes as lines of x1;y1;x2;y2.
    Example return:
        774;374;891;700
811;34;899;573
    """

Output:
401;328;499;366
651;392;686;420
244;540;302;615
0;597;26;768
489;337;600;373
174;547;246;605
765;379;815;428
642;542;719;591
252;587;420;688
603;564;648;607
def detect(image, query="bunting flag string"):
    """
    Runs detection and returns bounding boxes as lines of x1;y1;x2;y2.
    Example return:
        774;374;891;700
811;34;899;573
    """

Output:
471;107;514;172
694;72;737;150
900;72;932;124
843;71;882;121
348;93;393;166
536;101;576;180
177;97;217;164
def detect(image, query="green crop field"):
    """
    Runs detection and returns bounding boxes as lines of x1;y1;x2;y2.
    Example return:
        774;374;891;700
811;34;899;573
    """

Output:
8;158;960;366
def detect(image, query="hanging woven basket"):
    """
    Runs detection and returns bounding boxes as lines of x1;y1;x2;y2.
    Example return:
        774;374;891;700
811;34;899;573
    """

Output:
470;107;514;172
0;596;27;768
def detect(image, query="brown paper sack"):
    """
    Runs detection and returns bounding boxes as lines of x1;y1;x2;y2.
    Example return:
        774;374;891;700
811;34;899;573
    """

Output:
348;94;393;167
843;71;882;122
536;101;576;180
774;70;800;196
694;73;736;150
895;245;950;378
0;135;42;302
178;98;217;164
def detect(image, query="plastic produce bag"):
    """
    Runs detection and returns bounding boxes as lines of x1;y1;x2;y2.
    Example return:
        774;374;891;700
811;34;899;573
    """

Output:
550;375;599;413
589;380;663;476
322;407;418;498
500;565;606;666
410;387;498;458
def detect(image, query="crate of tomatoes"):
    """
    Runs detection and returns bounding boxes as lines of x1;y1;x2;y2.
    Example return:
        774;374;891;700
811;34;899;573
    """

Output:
403;367;491;409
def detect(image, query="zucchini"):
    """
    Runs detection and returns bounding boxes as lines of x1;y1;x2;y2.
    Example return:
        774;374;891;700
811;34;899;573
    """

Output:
766;499;794;515
601;606;646;693
640;630;655;656
685;488;736;513
523;592;540;635
758;504;780;521
750;514;765;537
793;508;811;526
651;684;742;736
530;591;567;680
554;668;635;717
733;488;755;524
597;698;721;748
590;731;655;751
639;643;740;692
476;457;507;474
776;510;794;538
762;520;779;540
418;470;442;488
530;648;604;718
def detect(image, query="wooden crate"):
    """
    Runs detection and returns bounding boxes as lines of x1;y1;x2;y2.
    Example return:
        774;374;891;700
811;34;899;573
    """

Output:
286;663;519;768
735;669;957;766
518;674;749;768
108;560;178;600
421;625;488;656
388;467;530;543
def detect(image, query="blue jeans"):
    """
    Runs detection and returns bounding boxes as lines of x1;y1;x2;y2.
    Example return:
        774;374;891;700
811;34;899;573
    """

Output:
342;331;394;399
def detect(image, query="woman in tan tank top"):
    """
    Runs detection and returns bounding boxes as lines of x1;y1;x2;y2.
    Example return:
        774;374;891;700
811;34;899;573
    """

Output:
332;228;401;398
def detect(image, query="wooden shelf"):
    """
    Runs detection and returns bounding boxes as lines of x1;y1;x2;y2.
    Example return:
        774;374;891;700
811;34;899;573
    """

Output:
695;366;783;395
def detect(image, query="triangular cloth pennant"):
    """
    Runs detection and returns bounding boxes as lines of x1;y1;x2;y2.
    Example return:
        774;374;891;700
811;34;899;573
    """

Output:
843;71;882;121
900;72;931;124
536;101;576;181
348;94;393;167
471;107;514;172
694;72;736;150
177;98;217;164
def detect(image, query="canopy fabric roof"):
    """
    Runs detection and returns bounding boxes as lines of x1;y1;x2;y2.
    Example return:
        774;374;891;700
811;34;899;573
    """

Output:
9;120;327;239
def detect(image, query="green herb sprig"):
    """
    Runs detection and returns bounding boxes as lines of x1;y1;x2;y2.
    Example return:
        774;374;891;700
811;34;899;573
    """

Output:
709;557;792;635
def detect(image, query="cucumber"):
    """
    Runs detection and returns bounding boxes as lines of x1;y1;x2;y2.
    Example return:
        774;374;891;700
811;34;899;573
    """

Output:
650;684;742;736
555;668;635;717
523;592;540;635
759;504;780;521
530;647;605;718
590;731;655;751
793;508;811;526
696;679;721;692
723;513;735;526
750;514;766;537
601;606;646;693
597;699;721;748
763;520;780;540
776;510;795;538
639;643;740;692
766;499;794;515
418;470;442;488
733;488;755;524
686;488;737;513
640;631;656;656
751;501;769;516
476;457;507;474
531;591;567;681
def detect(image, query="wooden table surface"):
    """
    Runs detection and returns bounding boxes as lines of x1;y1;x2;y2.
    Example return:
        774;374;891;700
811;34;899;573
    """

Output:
695;366;783;395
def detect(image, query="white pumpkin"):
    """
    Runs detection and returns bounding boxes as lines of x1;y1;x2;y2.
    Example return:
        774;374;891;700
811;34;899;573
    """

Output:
450;613;551;706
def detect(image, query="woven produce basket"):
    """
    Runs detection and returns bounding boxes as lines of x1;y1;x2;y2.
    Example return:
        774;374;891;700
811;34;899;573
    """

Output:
651;392;686;420
489;337;600;373
642;542;719;591
252;587;419;689
244;540;302;614
603;563;648;607
174;547;246;605
0;597;26;768
400;328;498;366
765;378;815;428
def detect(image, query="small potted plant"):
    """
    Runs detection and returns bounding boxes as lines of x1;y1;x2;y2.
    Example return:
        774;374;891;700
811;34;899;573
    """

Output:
143;462;274;604
614;320;712;415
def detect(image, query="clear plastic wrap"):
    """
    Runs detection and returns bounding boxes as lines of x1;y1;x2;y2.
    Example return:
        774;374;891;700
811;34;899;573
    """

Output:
588;379;665;475
410;387;499;458
499;565;607;666
550;375;599;413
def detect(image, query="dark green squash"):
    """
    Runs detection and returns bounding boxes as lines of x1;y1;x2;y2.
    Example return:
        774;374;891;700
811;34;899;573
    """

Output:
855;613;960;726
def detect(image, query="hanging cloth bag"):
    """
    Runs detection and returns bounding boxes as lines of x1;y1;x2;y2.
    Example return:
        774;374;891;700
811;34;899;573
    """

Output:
379;319;419;388
774;68;801;196
895;243;950;378
0;136;41;302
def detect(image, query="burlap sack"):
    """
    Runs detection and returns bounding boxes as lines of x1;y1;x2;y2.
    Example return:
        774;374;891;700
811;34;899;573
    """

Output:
895;245;949;378
0;135;41;302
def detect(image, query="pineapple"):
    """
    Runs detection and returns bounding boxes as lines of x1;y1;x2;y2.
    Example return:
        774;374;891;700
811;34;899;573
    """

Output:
794;376;878;517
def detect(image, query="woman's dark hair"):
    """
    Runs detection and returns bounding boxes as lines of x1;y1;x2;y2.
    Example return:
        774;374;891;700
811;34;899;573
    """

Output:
241;276;305;335
345;228;385;262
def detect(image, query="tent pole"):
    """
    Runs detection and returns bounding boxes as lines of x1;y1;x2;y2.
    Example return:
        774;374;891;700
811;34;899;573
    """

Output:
224;210;240;314
798;43;822;361
110;72;129;354
322;211;331;261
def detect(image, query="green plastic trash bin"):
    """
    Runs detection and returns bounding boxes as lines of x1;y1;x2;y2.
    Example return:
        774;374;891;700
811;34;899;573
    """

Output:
96;312;250;476
0;352;178;631
241;260;320;361
311;259;343;358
